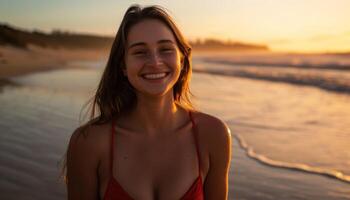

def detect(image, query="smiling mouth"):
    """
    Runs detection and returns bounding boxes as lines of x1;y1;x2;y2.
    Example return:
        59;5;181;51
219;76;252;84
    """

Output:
141;72;170;80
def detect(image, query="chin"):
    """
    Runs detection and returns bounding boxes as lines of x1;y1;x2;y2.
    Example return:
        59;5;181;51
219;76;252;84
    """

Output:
137;87;174;98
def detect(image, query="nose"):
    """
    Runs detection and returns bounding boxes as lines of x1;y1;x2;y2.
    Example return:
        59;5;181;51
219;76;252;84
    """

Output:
147;51;163;67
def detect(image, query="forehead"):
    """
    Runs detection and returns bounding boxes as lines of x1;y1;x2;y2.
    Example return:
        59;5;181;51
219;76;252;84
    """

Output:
127;19;176;46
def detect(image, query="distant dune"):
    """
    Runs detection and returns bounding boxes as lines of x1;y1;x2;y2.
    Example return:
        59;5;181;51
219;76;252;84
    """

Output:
0;23;114;50
0;23;269;52
0;23;111;78
190;39;269;51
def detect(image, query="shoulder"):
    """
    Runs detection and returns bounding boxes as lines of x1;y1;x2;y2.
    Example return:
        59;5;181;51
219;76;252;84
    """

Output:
191;111;231;159
191;111;232;199
66;121;111;198
69;121;110;149
67;121;111;167
191;111;231;144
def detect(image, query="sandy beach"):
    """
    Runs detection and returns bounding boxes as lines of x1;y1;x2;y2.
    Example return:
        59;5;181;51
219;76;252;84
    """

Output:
0;45;108;79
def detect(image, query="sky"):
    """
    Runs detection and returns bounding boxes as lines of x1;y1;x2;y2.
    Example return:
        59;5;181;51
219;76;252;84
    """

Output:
1;0;350;53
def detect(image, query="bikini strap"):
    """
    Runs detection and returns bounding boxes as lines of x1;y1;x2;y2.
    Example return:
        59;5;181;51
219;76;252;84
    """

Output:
189;111;201;177
110;119;116;177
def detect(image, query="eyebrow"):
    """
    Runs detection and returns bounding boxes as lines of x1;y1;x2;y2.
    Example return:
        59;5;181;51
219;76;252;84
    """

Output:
128;39;175;49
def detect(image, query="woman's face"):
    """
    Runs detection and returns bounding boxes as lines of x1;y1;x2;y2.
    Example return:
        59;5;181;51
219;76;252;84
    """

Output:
124;19;183;97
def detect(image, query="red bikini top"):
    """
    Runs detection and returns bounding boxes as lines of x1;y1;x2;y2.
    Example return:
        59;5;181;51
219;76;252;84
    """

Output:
103;111;204;200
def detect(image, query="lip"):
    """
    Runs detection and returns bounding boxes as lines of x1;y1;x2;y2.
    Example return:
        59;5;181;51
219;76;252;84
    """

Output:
140;71;170;76
140;72;171;82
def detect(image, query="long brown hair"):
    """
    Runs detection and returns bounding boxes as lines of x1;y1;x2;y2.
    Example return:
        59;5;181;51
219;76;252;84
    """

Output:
91;4;194;125
60;4;194;184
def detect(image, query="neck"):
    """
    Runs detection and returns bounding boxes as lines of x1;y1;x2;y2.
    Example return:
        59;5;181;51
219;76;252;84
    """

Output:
126;92;186;136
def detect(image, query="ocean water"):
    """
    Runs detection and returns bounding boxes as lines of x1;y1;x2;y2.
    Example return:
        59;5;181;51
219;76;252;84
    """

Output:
193;52;350;93
0;53;349;199
193;52;350;183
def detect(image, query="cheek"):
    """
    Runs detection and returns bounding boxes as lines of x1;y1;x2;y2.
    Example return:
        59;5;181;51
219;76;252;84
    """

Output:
164;53;182;68
125;57;142;75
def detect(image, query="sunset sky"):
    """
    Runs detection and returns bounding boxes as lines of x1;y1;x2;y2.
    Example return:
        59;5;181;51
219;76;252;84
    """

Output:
1;0;350;53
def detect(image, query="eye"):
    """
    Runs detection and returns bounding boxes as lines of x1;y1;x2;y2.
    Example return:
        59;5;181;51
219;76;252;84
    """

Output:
160;48;174;53
132;50;147;56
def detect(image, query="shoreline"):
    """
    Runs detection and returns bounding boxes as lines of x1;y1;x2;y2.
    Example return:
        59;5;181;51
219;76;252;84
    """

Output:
233;133;350;184
229;135;350;200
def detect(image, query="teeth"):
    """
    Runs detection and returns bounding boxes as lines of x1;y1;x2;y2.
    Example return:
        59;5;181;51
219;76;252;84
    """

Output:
143;73;167;79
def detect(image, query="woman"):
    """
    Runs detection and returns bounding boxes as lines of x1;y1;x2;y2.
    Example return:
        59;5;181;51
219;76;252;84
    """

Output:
66;4;231;200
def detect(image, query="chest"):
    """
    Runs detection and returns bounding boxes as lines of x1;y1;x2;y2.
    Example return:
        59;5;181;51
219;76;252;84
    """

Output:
98;128;209;199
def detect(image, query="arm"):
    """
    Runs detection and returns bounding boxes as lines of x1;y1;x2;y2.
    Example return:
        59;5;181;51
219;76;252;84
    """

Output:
66;127;100;200
203;118;232;200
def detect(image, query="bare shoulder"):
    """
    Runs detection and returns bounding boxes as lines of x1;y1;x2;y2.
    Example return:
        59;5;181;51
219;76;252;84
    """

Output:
66;120;112;174
68;121;110;156
191;111;232;199
66;121;111;199
191;111;231;145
